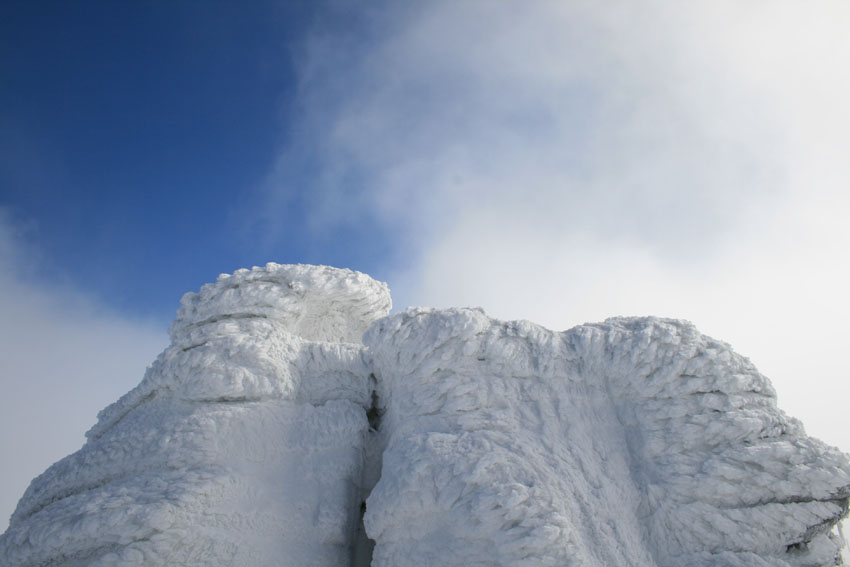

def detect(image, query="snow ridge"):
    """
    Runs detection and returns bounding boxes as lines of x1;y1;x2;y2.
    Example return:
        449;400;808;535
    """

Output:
1;264;848;567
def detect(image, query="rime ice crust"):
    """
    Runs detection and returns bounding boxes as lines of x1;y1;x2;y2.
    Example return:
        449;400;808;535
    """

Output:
363;308;655;566
0;264;389;567
170;263;392;343
575;317;850;567
2;266;849;567
580;318;850;567
363;309;850;567
87;263;391;441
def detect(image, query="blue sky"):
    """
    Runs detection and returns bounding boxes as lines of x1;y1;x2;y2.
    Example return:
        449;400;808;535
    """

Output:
2;1;850;529
1;1;397;323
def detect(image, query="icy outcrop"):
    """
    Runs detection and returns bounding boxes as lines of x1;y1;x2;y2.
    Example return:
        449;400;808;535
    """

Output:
365;309;850;567
1;264;848;567
363;309;653;566
0;264;390;567
168;263;390;344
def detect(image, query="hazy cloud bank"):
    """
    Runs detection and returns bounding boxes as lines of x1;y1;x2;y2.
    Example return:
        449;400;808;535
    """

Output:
259;1;850;450
0;212;166;529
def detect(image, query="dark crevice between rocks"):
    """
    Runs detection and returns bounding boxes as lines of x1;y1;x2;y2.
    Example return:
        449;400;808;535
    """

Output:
351;375;383;566
351;499;375;567
367;389;384;432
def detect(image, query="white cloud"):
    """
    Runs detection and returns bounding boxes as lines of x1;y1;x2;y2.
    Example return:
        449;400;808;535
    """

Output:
0;212;166;529
263;1;850;450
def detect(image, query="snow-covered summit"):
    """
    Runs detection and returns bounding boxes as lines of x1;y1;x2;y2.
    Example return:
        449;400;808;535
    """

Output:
1;264;848;567
169;263;392;343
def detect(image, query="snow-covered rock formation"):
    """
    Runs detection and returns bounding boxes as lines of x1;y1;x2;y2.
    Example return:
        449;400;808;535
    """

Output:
1;264;848;567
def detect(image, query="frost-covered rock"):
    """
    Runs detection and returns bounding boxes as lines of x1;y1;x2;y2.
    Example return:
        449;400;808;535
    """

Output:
0;264;390;567
1;264;848;567
364;309;850;567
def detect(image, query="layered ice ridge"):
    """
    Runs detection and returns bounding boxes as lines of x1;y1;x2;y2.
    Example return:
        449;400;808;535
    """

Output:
1;265;848;567
363;308;654;566
574;317;850;567
362;308;850;567
169;263;391;344
0;265;391;567
91;263;391;441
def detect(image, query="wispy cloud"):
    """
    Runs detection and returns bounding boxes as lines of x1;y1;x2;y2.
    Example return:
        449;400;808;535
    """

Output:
259;1;850;450
0;211;166;529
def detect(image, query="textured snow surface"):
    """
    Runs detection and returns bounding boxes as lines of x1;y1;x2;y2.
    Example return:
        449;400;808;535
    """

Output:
1;264;848;567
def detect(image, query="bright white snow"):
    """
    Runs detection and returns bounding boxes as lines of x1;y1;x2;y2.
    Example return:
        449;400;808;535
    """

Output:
1;264;848;566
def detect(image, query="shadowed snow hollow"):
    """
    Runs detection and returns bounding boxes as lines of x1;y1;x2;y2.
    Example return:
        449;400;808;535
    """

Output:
1;264;848;567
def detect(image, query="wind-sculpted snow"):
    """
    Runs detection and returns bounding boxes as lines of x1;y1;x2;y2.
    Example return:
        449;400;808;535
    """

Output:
364;309;849;566
363;308;654;566
1;265;848;567
169;263;391;344
0;264;390;567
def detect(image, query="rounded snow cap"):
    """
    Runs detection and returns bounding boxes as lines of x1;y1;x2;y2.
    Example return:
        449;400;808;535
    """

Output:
169;263;391;343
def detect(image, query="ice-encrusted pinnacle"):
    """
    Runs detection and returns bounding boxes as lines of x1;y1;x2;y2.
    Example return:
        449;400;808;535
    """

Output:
1;265;387;567
363;309;850;567
1;266;848;567
170;263;391;344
